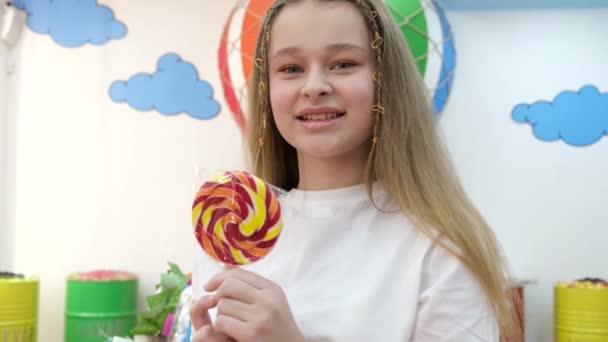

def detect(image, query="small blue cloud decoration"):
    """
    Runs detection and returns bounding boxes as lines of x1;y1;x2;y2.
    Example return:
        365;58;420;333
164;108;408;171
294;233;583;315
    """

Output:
12;0;127;47
512;85;608;147
109;53;221;120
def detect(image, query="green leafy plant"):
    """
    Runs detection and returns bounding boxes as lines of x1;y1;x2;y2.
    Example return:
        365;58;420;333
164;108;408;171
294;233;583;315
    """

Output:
131;262;189;336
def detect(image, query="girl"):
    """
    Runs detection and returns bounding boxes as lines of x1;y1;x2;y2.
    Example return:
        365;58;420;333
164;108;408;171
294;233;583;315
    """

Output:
191;0;517;341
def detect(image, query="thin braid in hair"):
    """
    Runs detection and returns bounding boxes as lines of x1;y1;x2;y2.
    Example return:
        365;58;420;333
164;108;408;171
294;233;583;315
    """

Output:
251;1;287;173
353;0;386;181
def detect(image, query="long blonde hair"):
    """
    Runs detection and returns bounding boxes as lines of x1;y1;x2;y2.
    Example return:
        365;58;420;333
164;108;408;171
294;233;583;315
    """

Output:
246;0;519;338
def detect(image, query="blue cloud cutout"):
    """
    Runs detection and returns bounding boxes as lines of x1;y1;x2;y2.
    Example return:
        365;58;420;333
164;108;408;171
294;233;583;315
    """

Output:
11;0;27;10
12;0;126;47
512;85;608;147
109;53;221;120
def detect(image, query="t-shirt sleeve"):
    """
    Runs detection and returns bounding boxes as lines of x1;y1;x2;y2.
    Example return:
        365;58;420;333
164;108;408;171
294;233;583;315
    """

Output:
412;243;500;342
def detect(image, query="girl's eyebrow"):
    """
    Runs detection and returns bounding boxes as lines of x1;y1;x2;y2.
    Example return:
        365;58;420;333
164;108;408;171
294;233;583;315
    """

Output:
271;43;367;59
325;43;367;54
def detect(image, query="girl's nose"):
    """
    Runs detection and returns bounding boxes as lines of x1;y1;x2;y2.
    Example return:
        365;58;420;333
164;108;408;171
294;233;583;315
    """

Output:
301;68;333;98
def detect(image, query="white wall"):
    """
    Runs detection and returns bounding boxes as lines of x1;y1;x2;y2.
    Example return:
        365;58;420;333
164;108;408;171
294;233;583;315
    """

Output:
6;1;608;341
0;41;10;271
440;9;608;341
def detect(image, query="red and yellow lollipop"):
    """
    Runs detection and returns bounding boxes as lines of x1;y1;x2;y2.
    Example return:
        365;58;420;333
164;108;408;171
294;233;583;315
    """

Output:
192;171;282;265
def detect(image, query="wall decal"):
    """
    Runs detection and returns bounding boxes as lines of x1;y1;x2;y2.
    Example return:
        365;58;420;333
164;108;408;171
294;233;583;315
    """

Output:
109;53;221;120
12;0;127;47
512;85;608;147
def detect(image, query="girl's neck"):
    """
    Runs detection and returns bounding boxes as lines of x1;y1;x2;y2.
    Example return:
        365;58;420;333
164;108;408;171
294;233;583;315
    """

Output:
296;148;369;191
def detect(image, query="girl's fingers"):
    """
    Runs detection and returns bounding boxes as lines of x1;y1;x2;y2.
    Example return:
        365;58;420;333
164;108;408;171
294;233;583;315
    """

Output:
190;295;217;331
205;267;272;292
191;325;232;342
216;297;256;321
214;314;250;341
214;276;259;304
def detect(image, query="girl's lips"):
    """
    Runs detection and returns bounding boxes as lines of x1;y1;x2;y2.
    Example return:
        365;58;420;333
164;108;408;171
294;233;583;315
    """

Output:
297;112;345;121
297;112;345;129
297;106;344;117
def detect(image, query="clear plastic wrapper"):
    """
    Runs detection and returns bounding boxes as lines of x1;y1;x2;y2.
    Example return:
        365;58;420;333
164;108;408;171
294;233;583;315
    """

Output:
167;283;193;342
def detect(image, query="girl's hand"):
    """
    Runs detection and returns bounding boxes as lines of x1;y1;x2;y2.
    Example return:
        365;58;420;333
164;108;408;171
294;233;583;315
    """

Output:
204;267;306;342
190;295;232;342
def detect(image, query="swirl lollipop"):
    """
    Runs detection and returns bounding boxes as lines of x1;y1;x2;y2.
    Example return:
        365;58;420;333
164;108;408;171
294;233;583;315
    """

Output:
192;171;283;265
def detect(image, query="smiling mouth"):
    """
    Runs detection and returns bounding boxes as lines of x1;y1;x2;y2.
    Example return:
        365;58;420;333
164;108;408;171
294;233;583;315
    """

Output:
297;112;346;121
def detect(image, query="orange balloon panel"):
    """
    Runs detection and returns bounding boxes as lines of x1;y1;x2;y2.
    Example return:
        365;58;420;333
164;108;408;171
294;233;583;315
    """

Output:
241;0;275;81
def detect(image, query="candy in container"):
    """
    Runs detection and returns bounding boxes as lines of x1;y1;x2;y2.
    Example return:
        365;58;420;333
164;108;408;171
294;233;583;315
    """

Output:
554;277;608;340
192;170;283;265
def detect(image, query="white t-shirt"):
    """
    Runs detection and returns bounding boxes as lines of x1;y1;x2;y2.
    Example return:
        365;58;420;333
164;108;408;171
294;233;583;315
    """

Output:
193;183;499;341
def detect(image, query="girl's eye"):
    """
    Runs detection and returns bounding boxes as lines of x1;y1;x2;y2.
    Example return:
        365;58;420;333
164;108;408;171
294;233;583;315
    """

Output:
280;65;302;73
333;62;354;70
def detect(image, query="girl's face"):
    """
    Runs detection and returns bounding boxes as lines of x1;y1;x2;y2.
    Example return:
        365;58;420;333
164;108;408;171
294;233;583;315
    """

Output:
268;0;375;161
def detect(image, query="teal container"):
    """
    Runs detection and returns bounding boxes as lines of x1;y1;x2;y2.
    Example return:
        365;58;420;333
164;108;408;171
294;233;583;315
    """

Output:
64;271;138;342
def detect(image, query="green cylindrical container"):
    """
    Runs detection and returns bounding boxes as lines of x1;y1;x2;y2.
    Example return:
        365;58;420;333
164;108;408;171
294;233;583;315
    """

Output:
0;275;39;342
555;283;608;342
65;271;138;342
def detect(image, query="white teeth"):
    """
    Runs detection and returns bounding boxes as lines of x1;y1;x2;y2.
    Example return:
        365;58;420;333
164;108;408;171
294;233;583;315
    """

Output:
301;113;341;121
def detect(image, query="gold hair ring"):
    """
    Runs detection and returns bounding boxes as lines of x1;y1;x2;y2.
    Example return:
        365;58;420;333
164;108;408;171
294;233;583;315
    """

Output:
372;104;385;114
371;33;383;49
255;58;264;70
372;71;382;82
